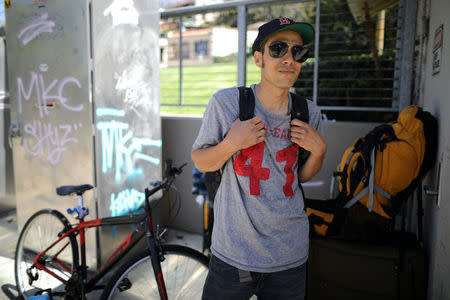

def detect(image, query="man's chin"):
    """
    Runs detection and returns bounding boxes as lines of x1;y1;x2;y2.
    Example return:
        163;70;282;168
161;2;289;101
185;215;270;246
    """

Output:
275;81;297;89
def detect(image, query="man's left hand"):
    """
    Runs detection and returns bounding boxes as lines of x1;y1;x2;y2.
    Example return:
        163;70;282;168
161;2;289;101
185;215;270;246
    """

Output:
290;119;327;158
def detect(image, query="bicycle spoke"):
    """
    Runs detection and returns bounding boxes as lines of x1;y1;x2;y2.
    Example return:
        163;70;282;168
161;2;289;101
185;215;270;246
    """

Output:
102;245;209;300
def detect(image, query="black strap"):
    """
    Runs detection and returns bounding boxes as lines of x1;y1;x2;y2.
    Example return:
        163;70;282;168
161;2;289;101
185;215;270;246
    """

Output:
290;93;309;123
238;87;255;121
290;93;310;165
239;88;310;123
308;213;331;226
238;87;310;166
204;171;221;202
417;184;424;243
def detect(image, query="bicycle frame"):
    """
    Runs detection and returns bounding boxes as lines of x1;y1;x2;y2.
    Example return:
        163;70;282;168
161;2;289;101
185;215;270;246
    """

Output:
31;184;169;298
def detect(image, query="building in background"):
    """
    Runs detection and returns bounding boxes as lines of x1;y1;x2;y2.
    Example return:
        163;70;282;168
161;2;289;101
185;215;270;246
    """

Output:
160;27;257;67
159;0;253;67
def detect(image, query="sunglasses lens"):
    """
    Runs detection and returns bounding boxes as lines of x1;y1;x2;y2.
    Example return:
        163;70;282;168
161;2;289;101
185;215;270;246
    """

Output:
269;42;309;62
268;42;289;58
292;46;309;63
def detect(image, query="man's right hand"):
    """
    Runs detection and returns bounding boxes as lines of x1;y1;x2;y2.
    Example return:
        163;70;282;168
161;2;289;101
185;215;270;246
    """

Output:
224;116;266;151
191;116;266;173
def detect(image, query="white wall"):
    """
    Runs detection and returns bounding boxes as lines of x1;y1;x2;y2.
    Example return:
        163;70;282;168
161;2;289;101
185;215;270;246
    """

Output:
211;27;257;57
211;27;239;57
418;0;450;299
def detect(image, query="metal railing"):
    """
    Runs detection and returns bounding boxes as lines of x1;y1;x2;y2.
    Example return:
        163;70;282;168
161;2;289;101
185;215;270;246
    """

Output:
159;0;417;119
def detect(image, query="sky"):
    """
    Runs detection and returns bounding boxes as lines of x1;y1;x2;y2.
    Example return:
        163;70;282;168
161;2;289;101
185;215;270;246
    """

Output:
160;0;190;8
0;2;4;21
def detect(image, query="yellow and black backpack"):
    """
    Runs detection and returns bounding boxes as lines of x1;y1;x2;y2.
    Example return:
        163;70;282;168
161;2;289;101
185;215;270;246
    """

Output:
306;105;438;241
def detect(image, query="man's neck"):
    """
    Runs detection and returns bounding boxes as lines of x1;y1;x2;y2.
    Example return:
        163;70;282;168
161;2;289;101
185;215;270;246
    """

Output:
254;83;290;115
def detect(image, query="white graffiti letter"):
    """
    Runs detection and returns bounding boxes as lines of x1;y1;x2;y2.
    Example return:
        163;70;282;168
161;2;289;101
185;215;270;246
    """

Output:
96;108;162;183
56;77;84;112
17;72;84;117
104;0;139;27
110;188;145;217
17;72;40;116
23;120;81;165
18;13;56;46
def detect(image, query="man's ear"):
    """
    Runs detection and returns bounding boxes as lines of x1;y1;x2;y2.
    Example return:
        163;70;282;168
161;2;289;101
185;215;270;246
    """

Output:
254;51;263;68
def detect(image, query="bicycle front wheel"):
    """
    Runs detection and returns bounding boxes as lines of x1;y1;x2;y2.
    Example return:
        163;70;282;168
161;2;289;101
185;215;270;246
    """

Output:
101;244;209;300
15;209;78;299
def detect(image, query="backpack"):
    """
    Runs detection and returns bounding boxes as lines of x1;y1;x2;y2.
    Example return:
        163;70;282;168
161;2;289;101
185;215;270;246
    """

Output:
204;86;310;202
306;105;438;241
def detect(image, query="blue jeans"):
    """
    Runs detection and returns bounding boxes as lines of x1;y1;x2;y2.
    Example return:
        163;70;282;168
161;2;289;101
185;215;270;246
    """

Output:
202;255;306;300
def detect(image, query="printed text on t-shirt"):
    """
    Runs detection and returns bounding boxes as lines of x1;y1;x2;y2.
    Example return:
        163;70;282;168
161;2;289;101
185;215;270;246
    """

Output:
265;124;291;140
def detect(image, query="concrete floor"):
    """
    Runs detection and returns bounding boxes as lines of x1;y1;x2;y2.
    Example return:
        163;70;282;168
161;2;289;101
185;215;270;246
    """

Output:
0;210;20;300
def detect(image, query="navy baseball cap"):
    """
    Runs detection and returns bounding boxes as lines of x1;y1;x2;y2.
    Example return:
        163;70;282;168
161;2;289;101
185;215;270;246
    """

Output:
252;17;314;54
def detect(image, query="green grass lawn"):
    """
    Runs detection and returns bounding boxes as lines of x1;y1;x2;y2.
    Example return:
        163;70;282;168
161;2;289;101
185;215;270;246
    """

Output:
160;59;260;115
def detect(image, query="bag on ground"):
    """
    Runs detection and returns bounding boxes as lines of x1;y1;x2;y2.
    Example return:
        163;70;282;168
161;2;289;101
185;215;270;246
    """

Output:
306;105;438;241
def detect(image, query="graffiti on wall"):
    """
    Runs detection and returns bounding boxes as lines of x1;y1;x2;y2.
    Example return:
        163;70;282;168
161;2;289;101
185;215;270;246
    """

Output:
17;69;85;165
109;188;145;217
23;120;82;165
18;13;56;46
104;0;139;27
96;107;161;216
96;107;161;184
114;69;149;109
17;72;84;118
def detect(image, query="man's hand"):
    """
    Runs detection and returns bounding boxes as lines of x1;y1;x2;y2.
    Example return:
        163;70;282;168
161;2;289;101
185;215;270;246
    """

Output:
191;116;266;173
224;116;266;151
290;119;327;182
290;119;326;157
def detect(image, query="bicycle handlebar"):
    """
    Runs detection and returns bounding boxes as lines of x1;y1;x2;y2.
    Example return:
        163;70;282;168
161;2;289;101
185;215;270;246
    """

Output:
164;159;187;178
147;160;186;197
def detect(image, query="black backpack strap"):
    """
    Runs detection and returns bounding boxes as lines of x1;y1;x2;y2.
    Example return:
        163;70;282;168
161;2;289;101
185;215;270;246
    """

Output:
204;171;221;202
205;87;254;202
238;86;255;121
290;93;309;123
290;93;310;166
417;184;424;243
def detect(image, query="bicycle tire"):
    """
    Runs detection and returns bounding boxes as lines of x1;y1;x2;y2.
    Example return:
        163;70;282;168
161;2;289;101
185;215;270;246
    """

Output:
101;244;209;300
15;209;78;299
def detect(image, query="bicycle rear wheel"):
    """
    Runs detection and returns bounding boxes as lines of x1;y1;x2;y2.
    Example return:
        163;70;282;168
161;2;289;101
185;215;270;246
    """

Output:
15;209;78;299
101;244;209;300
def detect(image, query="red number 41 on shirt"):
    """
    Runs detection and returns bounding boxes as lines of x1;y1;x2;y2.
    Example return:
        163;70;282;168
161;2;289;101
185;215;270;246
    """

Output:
234;142;299;197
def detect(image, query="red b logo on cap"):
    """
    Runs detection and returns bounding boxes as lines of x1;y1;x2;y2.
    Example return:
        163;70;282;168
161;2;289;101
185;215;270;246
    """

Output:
279;17;290;25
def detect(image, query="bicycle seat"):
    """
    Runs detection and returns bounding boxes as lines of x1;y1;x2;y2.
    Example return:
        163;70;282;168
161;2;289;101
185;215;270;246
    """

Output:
56;184;94;196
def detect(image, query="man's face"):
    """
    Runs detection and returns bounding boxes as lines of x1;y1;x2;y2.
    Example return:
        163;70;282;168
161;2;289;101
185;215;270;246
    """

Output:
254;29;304;90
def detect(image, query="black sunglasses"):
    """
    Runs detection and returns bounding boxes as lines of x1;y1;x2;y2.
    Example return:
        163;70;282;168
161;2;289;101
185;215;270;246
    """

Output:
268;41;310;63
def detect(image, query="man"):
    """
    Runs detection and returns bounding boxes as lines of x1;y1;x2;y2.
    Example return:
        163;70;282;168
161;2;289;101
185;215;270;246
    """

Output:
191;17;327;299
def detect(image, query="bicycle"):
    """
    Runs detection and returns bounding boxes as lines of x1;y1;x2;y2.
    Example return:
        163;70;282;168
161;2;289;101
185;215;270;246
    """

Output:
14;160;209;300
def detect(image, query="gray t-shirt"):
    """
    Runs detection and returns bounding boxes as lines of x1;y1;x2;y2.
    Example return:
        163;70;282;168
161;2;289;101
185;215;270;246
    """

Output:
192;85;322;273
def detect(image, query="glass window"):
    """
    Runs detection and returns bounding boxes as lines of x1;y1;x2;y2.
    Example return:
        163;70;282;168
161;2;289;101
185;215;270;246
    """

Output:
195;41;208;56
